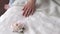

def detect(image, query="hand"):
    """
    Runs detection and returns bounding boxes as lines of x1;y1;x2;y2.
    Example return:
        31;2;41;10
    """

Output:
22;2;36;17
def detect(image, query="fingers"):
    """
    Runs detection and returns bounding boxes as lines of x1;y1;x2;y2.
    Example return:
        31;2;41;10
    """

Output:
23;5;27;12
26;9;32;17
22;6;35;17
22;4;36;17
22;5;27;15
31;9;35;15
22;5;26;10
23;8;32;17
23;8;29;17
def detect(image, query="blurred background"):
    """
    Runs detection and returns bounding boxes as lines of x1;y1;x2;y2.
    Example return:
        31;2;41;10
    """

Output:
0;0;9;16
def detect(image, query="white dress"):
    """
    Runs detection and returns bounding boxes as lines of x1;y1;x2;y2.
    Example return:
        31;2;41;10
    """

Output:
0;0;60;34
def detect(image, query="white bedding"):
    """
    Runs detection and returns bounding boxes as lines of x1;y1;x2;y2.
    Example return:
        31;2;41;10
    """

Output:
0;0;60;34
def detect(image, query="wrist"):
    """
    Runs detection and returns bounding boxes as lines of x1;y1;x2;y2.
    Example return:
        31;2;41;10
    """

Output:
28;0;36;4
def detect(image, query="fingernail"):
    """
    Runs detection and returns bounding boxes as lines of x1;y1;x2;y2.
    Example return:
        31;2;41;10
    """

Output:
25;15;27;17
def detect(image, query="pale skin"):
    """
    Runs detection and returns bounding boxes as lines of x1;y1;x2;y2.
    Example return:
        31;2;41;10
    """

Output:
4;0;36;17
22;0;36;17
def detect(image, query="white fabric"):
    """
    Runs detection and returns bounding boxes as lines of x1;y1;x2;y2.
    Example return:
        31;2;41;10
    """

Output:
0;0;60;34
